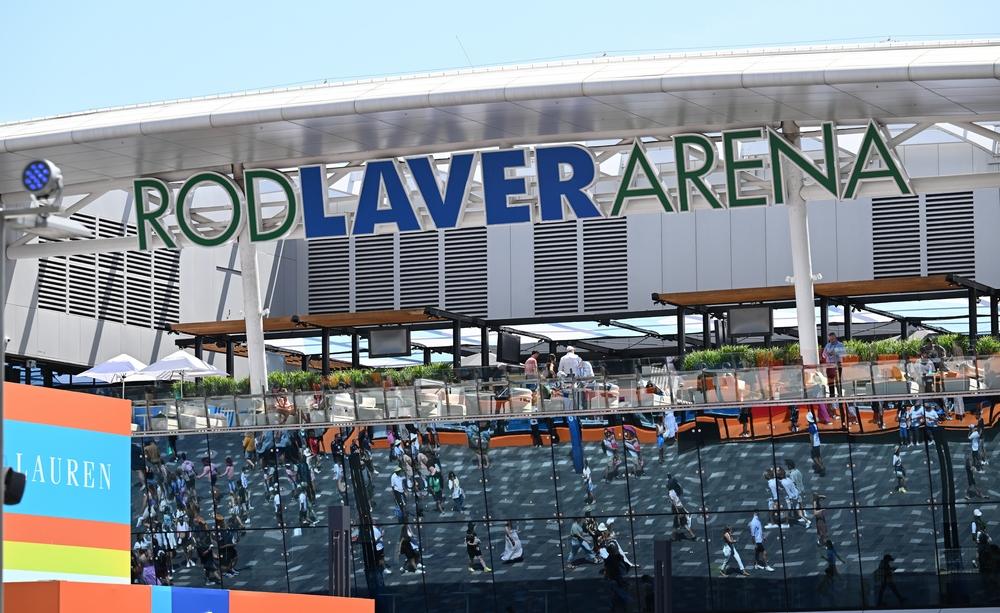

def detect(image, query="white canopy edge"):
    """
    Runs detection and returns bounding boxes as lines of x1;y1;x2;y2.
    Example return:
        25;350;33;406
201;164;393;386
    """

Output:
3;39;1000;155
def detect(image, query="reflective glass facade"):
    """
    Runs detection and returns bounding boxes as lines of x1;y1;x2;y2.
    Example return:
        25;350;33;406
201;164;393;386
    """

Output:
132;396;1000;612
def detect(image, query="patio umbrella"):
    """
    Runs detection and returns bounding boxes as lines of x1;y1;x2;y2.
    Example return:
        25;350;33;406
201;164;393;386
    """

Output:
78;353;154;397
138;350;227;392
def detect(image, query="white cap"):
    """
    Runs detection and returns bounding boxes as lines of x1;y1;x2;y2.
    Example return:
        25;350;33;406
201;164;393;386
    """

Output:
566;346;575;353
597;522;608;531
806;411;815;423
975;509;983;517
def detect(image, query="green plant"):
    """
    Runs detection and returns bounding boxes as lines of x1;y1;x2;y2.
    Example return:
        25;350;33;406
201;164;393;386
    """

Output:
171;380;197;397
201;375;237;396
235;377;251;394
844;339;873;361
682;349;721;370
936;333;969;355
899;338;923;359
782;343;801;364
974;336;1000;355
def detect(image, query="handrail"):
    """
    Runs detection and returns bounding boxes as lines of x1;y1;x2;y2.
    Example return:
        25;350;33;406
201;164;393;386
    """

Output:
130;356;1000;436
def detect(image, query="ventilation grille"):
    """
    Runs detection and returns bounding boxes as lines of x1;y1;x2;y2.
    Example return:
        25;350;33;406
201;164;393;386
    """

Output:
37;214;180;330
582;217;628;311
872;195;921;278
443;228;487;316
354;235;395;311
533;221;579;315
925;191;975;277
399;231;440;308
307;237;350;312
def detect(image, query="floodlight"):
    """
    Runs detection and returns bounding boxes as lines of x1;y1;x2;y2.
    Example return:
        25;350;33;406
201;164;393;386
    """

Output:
22;160;63;198
8;214;91;239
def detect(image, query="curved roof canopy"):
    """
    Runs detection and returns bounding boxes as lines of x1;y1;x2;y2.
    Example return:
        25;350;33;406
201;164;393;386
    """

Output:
1;40;1000;193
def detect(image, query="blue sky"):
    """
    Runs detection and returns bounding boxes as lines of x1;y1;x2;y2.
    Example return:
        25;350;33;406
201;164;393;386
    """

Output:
1;0;996;123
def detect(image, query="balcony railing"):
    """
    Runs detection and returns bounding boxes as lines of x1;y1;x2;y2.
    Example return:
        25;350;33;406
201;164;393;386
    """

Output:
128;355;1000;435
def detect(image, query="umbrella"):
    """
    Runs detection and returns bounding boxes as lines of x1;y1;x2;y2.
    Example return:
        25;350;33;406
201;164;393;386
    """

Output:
461;352;497;366
78;353;154;398
138;350;227;388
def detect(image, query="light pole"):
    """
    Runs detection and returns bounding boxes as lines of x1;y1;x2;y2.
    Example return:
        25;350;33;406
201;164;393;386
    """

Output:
0;160;89;610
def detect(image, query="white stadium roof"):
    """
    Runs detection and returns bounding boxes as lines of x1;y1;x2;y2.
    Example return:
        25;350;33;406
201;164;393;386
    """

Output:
1;40;1000;194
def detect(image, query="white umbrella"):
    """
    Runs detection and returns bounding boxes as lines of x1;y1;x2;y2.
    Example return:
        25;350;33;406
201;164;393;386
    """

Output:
139;350;227;383
78;353;154;397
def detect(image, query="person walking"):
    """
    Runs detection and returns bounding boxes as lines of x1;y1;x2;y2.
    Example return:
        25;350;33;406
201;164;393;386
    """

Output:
720;526;749;576
582;461;597;506
970;424;984;472
779;466;810;528
818;539;846;595
466;522;492;572
898;403;910;446
749;513;775;572
569;517;598;565
874;554;905;606
807;412;827;476
501;520;523;564
965;456;985;499
812;493;829;547
399;523;423;574
426;464;445;513
892;445;908;494
448;471;465;512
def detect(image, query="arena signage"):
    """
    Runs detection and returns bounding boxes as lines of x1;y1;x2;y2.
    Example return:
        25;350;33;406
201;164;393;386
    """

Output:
133;121;911;250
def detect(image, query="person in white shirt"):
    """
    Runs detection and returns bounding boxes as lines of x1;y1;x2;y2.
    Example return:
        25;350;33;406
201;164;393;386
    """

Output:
390;468;408;518
778;467;810;528
970;425;983;471
372;524;391;575
765;469;780;528
748;513;774;571
558;346;583;376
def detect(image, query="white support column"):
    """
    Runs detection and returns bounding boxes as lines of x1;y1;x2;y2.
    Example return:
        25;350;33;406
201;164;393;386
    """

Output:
233;164;269;396
781;121;820;367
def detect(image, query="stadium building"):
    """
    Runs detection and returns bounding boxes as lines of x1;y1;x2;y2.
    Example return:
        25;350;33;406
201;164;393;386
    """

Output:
3;39;1000;612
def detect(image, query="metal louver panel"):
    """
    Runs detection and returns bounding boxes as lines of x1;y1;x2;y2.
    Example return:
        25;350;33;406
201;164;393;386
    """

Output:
533;221;579;316
307;237;350;312
925;191;975;277
36;213;181;330
582;217;628;312
872;195;921;278
399;231;440;308
444;228;487;316
354;235;396;311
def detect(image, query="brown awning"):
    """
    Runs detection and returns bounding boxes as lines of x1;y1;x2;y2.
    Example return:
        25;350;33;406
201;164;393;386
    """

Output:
653;274;962;307
169;308;445;337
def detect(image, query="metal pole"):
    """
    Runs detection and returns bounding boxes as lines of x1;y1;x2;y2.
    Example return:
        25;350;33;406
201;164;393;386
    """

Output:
702;312;710;349
781;120;820;366
819;297;829;341
225;340;234;376
843;299;852;340
193;336;203;360
321;328;331;378
480;326;490;368
676;307;686;364
901;319;908;340
351;333;361;369
969;288;979;352
232;164;269;398
991;294;999;338
423;346;432;365
452;320;462;369
301;354;309;371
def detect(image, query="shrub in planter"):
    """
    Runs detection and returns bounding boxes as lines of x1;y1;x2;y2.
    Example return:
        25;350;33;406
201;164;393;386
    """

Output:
974;336;1000;355
844;339;873;362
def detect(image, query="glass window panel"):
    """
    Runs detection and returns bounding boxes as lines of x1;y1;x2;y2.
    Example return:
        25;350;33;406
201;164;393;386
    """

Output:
850;411;935;508
940;501;1000;608
628;513;712;613
220;527;290;592
419;519;496;612
697;409;777;513
774;403;855;510
856;504;941;609
704;510;790;612
780;505;864;611
489;519;569;613
562;513;639;613
481;419;560;521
